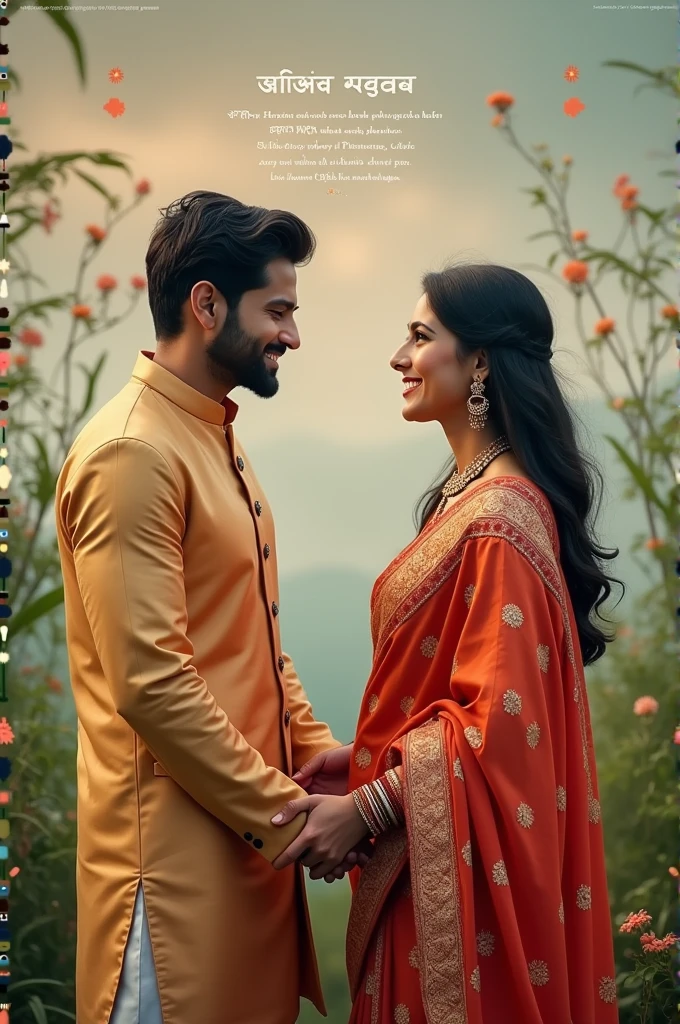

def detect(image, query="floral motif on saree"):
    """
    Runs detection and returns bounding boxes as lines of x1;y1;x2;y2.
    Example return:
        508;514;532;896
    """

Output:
347;477;617;1024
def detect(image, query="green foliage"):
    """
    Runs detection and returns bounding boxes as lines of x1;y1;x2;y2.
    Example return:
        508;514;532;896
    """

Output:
588;597;678;1023
7;659;77;1023
297;884;352;1023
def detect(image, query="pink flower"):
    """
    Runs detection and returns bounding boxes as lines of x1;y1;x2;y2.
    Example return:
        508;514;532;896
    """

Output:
18;327;44;348
41;200;61;234
613;174;630;197
633;696;659;716
135;179;152;195
96;274;118;292
674;728;680;745
86;224;106;243
620;909;653;933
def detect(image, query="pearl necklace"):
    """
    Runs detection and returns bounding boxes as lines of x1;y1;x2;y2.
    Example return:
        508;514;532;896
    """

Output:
435;436;512;517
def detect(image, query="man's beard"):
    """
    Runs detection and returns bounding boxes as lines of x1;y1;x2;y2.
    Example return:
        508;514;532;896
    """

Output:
205;308;279;399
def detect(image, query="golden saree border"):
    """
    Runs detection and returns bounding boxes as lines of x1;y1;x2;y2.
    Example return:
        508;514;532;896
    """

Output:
404;718;467;1024
370;477;560;660
346;827;408;999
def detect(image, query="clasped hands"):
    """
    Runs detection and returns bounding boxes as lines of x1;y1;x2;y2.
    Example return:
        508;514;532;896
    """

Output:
271;744;373;883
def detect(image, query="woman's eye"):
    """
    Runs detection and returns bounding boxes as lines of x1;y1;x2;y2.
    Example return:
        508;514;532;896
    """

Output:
415;331;428;342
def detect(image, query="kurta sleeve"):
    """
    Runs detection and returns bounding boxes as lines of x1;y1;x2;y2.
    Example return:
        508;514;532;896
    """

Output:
279;651;343;772
60;438;309;863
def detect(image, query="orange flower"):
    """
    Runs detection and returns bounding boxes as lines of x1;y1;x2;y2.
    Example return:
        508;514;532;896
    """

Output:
620;909;653;933
594;317;615;336
46;676;63;694
12;354;28;368
621;184;639;201
96;274;118;292
486;91;514;113
621;197;638;212
18;327;43;348
130;274;147;290
640;932;677;953
645;537;665;550
135;179;151;195
561;260;589;285
669;865;680;876
490;114;504;127
562;155;573;166
86;224;106;243
571;229;588;242
633;695;659;716
613;174;630;197
661;304;678;320
71;304;92;319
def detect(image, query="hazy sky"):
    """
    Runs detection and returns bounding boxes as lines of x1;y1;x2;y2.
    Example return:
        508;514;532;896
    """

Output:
10;0;674;579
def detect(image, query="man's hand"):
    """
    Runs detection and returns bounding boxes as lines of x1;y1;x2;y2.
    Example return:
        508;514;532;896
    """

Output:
271;793;370;878
293;743;353;797
320;838;373;884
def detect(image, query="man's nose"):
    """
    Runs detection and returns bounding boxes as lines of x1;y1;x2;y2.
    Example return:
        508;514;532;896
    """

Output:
279;329;301;350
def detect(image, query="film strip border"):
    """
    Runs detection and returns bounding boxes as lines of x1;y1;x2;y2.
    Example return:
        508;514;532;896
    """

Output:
0;2;12;1017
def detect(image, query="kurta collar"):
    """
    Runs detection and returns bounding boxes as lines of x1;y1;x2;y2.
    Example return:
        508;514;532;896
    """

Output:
132;350;239;427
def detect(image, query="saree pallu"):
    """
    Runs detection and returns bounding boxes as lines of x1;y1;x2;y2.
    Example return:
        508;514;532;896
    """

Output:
346;477;618;1024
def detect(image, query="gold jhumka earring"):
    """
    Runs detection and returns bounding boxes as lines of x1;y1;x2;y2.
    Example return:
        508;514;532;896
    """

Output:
467;374;489;431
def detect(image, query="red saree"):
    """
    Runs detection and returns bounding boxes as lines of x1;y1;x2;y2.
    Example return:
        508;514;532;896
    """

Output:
346;476;618;1024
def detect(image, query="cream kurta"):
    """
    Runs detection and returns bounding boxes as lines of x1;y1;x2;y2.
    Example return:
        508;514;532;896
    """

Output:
55;350;341;1024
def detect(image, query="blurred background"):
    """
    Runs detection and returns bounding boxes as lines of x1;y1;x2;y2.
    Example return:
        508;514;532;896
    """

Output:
5;0;677;1020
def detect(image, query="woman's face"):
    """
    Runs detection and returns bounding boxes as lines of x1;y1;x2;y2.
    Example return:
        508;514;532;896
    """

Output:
390;294;486;426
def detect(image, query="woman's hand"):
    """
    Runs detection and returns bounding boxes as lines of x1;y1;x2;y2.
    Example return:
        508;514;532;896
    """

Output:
271;793;370;878
292;743;353;797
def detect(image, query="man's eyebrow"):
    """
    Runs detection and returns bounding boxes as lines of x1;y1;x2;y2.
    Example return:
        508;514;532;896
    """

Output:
407;320;435;332
268;298;299;311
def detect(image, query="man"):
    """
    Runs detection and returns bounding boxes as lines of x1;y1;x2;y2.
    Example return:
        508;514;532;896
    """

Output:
55;191;359;1024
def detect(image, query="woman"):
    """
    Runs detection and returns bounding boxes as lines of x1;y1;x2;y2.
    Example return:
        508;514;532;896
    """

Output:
272;263;621;1023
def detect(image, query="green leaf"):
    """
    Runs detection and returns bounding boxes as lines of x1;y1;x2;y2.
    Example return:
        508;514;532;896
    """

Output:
74;352;108;425
11;586;65;636
14;296;72;326
14;913;58;945
28;995;50;1024
604;435;671;519
72;168;118;207
547;251;559;269
35;1;87;85
3;978;66;993
527;229;561;242
41;1008;77;1021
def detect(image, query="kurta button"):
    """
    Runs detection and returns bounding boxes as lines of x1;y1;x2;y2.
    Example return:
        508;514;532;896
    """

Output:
253;838;263;849
278;656;285;671
244;832;253;842
272;601;279;617
284;709;291;726
236;456;244;471
254;501;262;516
263;543;270;559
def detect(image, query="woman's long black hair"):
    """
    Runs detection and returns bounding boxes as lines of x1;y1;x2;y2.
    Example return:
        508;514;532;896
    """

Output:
413;262;623;667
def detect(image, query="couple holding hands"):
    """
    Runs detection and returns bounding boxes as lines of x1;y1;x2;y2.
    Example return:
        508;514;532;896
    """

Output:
55;191;619;1023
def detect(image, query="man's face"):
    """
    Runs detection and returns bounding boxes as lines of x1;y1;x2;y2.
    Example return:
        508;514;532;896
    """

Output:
206;258;300;399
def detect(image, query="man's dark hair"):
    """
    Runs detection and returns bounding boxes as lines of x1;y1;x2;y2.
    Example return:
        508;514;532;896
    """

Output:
145;191;316;339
